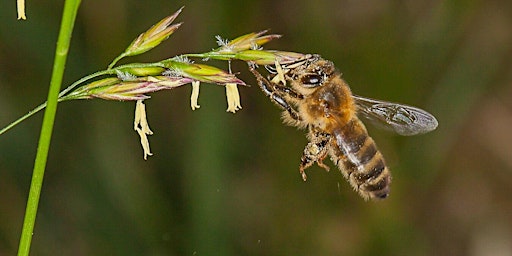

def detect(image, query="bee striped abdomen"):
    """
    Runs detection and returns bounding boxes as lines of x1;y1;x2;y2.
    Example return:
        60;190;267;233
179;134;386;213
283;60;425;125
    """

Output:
330;118;391;200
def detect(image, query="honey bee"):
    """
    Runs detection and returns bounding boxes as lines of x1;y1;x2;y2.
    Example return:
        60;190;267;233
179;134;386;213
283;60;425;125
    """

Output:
249;54;438;200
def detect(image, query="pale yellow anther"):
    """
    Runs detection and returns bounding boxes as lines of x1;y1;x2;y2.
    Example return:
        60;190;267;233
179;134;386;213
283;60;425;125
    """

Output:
225;83;242;113
190;81;201;110
17;0;26;20
134;100;153;160
271;59;287;85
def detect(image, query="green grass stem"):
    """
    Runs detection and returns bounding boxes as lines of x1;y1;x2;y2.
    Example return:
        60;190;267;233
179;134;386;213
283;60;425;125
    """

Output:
17;0;81;255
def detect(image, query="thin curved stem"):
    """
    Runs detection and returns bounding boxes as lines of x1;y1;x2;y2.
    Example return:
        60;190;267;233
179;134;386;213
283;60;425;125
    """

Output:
108;52;128;70
0;102;47;136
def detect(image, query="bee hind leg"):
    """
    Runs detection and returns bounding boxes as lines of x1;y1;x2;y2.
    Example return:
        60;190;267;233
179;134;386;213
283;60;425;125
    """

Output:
299;133;331;181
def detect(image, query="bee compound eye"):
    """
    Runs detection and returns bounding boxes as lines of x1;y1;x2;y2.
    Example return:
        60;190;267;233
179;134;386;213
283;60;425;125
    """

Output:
301;74;323;87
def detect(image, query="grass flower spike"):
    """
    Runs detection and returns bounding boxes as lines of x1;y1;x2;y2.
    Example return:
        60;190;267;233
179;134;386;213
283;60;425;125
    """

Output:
162;59;245;85
124;7;183;56
1;7;309;160
108;7;183;69
216;30;281;53
184;31;282;61
62;76;194;101
161;60;246;114
234;50;307;65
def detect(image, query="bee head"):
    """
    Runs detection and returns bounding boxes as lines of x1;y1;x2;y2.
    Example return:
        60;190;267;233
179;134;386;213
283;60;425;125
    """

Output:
284;55;336;88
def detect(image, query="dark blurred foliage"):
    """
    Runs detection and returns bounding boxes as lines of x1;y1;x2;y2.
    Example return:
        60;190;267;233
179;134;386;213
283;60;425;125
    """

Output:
1;0;512;255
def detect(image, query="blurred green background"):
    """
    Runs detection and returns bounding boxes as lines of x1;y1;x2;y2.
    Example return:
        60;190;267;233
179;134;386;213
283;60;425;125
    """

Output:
1;0;512;255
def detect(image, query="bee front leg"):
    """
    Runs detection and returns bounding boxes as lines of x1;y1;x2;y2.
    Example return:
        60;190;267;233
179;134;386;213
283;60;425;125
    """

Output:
249;66;302;121
299;132;331;181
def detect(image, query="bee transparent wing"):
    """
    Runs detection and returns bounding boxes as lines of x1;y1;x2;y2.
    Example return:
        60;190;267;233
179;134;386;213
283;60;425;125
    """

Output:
353;95;438;136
